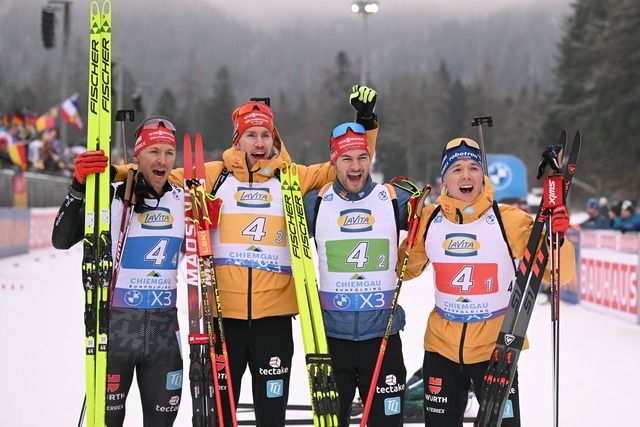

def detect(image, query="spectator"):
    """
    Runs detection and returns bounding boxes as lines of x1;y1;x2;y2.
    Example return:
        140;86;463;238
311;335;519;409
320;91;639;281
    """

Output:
612;199;640;232
598;196;609;217
580;198;610;230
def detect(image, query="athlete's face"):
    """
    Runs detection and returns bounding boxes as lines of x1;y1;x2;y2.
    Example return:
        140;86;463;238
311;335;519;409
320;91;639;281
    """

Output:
443;159;484;203
333;149;371;194
236;126;274;168
134;143;176;193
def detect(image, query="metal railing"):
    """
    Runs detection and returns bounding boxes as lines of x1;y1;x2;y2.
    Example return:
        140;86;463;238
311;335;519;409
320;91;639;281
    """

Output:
0;168;69;207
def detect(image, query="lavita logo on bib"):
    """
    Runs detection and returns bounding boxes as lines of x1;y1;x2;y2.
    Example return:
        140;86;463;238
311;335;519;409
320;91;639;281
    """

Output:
235;187;273;207
139;207;173;230
337;208;375;232
442;233;480;257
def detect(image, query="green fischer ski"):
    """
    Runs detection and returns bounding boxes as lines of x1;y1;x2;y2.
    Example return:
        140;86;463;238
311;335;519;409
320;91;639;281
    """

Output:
281;163;339;427
83;1;111;426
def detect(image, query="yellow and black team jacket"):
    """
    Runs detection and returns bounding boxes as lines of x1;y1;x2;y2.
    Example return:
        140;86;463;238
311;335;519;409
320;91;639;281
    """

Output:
402;179;576;365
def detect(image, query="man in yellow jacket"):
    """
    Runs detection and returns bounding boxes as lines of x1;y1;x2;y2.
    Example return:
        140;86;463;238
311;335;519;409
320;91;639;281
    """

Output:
115;86;378;426
402;137;575;427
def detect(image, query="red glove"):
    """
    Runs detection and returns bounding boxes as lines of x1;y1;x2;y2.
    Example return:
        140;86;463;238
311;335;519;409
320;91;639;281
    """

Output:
551;206;569;236
73;150;109;188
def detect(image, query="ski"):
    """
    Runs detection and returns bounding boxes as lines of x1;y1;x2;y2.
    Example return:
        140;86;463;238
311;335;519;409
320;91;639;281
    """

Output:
475;130;581;427
184;134;238;426
81;2;111;427
183;134;214;426
281;162;339;427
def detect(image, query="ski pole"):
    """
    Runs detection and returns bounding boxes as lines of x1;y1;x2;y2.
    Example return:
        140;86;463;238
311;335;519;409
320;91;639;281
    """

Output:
542;145;565;427
115;110;135;165
359;183;431;427
109;110;137;317
471;116;493;176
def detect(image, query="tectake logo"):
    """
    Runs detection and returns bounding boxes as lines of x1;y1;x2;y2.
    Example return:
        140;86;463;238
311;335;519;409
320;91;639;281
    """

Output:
337;209;374;232
235;187;272;207
139;207;173;230
269;356;281;368
259;356;289;376
385;374;397;386
442;233;479;257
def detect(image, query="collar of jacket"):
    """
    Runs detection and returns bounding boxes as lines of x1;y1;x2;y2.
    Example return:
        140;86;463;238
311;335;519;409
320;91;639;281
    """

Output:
435;177;496;223
221;131;292;183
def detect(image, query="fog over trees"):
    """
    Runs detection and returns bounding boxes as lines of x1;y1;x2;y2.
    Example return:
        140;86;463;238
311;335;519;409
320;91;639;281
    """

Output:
1;0;638;202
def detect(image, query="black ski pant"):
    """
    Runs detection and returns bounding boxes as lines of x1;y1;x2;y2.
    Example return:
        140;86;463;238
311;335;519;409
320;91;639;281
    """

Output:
106;307;183;427
328;333;406;427
422;350;520;427
214;316;294;427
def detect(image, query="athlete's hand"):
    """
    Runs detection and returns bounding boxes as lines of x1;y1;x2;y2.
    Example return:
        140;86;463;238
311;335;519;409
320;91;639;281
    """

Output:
350;85;377;117
72;150;109;191
551;206;569;237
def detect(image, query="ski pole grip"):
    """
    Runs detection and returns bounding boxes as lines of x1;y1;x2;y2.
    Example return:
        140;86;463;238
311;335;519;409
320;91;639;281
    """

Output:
543;176;564;209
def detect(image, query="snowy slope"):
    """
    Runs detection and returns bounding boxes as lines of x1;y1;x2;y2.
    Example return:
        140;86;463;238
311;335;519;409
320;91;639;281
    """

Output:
2;245;639;426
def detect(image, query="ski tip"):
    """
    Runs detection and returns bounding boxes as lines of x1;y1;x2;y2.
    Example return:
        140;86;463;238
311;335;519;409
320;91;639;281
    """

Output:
102;0;111;15
90;1;100;17
183;133;191;144
558;128;567;144
573;129;581;142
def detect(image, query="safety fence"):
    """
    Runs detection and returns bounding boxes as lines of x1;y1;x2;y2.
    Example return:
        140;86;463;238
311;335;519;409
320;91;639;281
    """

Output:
1;209;637;325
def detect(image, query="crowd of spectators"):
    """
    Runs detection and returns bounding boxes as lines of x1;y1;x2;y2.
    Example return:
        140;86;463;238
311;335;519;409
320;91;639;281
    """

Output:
580;196;640;233
0;118;84;177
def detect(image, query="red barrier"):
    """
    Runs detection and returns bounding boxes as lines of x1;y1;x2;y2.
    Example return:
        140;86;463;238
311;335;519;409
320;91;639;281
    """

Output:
579;230;639;323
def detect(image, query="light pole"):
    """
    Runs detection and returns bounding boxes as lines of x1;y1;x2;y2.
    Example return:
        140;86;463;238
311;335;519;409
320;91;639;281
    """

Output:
351;1;379;85
42;1;72;149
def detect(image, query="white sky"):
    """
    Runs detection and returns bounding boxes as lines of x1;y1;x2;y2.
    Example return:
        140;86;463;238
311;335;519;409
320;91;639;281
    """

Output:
3;223;640;426
207;0;554;27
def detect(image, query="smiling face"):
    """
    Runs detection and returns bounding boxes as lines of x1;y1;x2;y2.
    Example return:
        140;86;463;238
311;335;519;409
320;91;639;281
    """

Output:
442;159;484;203
134;143;176;193
333;149;371;194
235;126;274;167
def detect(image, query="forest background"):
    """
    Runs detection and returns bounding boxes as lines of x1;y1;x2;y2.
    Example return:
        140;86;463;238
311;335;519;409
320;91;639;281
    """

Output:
1;0;638;205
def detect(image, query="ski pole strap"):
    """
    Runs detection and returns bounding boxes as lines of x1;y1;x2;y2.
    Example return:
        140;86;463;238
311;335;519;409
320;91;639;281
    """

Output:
389;176;421;196
406;184;432;240
390;177;424;230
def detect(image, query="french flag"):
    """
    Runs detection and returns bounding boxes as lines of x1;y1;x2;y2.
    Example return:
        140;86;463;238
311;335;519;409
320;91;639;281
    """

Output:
61;93;84;132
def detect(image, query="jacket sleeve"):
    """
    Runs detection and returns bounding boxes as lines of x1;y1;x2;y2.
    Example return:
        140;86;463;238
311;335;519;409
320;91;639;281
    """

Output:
400;203;435;280
51;191;86;250
500;204;577;286
303;190;319;237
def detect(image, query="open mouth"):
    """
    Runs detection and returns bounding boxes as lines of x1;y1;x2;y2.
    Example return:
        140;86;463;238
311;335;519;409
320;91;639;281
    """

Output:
460;185;474;195
152;169;166;178
347;173;362;183
251;150;266;161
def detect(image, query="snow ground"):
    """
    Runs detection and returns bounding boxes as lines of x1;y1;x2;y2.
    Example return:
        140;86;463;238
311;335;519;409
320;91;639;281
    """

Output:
2;244;639;426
